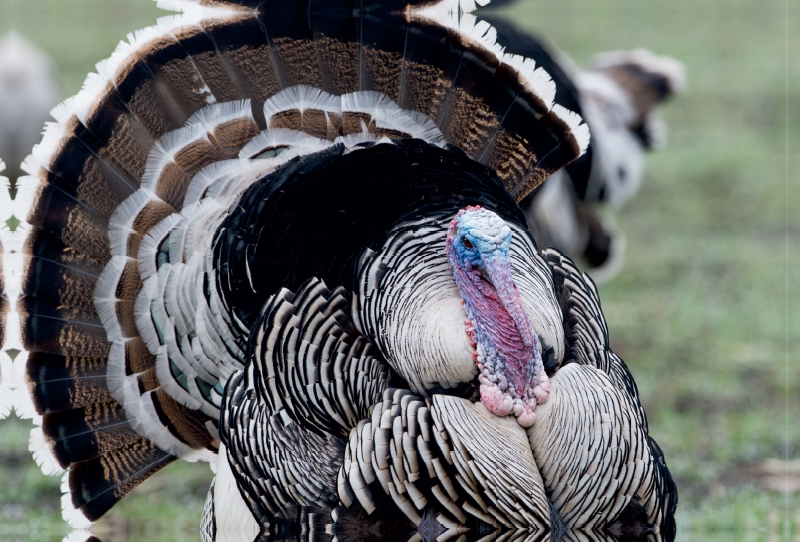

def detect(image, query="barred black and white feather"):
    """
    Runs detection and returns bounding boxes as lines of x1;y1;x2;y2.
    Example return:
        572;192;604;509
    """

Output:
541;248;646;425
213;278;391;541
341;388;551;533
248;279;390;439
528;364;677;541
534;250;678;540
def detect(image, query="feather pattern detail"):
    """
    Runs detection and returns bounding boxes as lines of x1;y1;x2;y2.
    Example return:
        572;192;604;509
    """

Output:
10;0;673;534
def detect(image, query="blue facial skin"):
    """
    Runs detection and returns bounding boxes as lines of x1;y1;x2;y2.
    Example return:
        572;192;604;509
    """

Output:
446;207;548;427
449;210;513;283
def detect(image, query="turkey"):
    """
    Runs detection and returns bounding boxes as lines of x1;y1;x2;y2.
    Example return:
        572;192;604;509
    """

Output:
10;0;676;540
0;33;60;190
210;245;675;542
479;18;685;281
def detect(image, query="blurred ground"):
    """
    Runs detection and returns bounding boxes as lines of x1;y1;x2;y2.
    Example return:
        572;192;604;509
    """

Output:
0;0;796;540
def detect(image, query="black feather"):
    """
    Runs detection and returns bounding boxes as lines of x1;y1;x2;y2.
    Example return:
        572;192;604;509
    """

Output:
214;139;524;332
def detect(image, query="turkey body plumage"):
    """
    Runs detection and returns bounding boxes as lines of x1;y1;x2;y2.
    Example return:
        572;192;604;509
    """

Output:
11;0;676;540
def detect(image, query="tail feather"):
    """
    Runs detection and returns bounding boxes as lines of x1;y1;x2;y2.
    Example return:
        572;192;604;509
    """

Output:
171;24;244;103
41;401;141;466
148;387;218;450
397;24;462;125
261;7;330;91
32;117;139;216
109;51;192;143
135;32;218;119
80;85;156;181
63;438;176;525
19;297;109;358
200;14;281;110
22;236;102;315
26;353;110;414
25;181;112;263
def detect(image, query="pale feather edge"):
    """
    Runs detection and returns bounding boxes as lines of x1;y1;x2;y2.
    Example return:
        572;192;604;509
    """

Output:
138;213;185;282
107;188;162;257
551;104;591;157
106;271;221;458
60;471;94;529
113;351;216;462
48;5;241;127
142;101;255;192
238;128;333;160
93;256;129;343
262;85;341;126
412;7;592;158
62;529;94;542
341;91;446;146
29;423;66;476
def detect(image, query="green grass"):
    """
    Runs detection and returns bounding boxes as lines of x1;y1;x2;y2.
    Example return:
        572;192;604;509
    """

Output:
1;0;797;539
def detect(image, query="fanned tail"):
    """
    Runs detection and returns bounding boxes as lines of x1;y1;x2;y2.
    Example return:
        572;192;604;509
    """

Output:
14;0;591;526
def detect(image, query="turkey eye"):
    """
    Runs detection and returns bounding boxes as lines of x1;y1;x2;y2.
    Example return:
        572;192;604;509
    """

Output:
462;237;474;249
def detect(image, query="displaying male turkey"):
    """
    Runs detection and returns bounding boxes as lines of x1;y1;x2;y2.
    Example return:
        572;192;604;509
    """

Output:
12;0;676;540
479;18;685;281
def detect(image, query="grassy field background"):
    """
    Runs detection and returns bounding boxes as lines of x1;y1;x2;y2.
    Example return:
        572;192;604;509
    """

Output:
0;0;796;540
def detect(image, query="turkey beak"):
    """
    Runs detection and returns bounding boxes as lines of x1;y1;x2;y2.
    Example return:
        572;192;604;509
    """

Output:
481;254;534;349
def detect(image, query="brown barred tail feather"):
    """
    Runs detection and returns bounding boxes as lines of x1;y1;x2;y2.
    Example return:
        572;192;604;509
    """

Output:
63;438;176;526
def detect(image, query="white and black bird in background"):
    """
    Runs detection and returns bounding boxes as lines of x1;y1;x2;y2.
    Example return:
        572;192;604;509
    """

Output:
6;0;677;541
479;17;685;281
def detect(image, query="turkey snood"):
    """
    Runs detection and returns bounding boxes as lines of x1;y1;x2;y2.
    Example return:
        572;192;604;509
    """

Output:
446;206;551;427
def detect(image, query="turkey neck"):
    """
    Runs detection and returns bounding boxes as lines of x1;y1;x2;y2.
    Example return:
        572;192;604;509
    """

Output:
450;251;536;400
444;207;548;428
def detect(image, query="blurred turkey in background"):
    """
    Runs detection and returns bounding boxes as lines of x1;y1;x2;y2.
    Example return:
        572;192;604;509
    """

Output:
0;32;60;191
480;16;685;281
